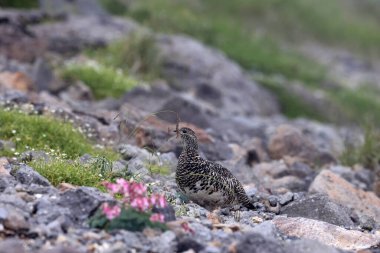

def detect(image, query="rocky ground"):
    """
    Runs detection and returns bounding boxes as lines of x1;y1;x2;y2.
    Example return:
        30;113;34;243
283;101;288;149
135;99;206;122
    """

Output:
0;2;379;253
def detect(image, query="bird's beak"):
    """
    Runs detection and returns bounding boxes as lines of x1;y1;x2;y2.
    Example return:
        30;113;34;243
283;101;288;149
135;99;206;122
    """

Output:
173;129;178;133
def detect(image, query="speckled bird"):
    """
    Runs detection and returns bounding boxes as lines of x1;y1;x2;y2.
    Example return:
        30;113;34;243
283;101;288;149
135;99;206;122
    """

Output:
175;127;255;210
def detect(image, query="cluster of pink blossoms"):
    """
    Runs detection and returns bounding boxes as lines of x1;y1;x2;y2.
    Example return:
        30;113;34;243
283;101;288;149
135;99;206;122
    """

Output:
101;178;167;223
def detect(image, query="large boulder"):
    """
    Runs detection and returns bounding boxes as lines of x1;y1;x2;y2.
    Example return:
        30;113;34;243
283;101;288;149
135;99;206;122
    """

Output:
273;216;380;251
281;194;354;227
12;164;51;187
268;124;336;165
309;170;380;224
156;34;279;117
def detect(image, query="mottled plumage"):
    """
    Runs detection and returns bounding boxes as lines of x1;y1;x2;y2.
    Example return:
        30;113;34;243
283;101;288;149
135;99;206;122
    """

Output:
175;127;254;210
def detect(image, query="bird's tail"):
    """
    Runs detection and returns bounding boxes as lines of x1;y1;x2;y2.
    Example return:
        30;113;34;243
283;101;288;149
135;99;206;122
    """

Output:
236;185;255;210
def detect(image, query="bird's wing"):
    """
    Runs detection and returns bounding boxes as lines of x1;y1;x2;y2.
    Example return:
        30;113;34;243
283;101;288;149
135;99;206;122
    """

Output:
202;161;242;191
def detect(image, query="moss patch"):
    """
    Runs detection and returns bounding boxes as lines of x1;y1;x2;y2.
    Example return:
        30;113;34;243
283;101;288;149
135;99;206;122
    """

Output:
61;61;138;99
341;124;380;170
124;0;325;84
146;163;170;176
0;0;38;9
0;108;117;159
29;158;111;187
86;32;160;80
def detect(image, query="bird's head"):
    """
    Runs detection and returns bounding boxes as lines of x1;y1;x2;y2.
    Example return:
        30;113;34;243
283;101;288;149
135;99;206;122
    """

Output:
174;127;198;149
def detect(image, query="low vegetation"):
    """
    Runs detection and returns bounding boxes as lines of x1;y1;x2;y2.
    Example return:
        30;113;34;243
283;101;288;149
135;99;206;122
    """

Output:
0;108;117;159
0;0;38;9
29;156;114;187
122;0;380;59
255;75;327;121
89;179;167;231
86;32;160;80
61;60;138;99
123;0;325;84
97;0;380;127
146;163;170;176
0;107;122;188
330;88;380;126
341;124;380;170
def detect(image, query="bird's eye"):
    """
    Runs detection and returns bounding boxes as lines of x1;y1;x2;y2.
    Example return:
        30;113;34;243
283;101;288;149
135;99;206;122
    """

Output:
181;129;187;134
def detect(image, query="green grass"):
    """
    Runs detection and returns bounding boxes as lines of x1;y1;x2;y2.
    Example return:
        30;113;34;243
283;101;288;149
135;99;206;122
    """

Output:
330;88;380;126
0;0;38;8
340;124;380;170
99;0;380;128
61;62;138;99
256;75;327;121
86;32;160;80
146;163;170;176
120;0;380;58
61;33;159;99
122;0;325;84
0;108;117;159
99;0;127;16
256;74;380;126
29;157;113;187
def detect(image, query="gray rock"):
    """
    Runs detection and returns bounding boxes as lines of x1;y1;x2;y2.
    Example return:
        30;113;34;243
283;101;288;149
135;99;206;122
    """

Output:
156;35;279;117
19;150;51;163
251;221;280;239
309;170;380;225
329;165;374;191
201;246;222;253
40;246;85;253
0;90;28;104
0;206;30;232
286;239;346;253
0;239;25;253
31;58;58;92
122;83;174;112
151;231;177;253
12;164;51;186
112;160;128;173
152;204;176;222
159;152;178;171
235;233;286;253
199;139;234;161
189;222;213;242
177;237;205;253
158;94;214;128
358;215;376;231
118;144;151;161
281;194;354;227
279;192;294;206
40;0;107;17
126;158;150;176
292;119;345;158
0;176;17;192
33;216;67;238
268;195;279;207
58;187;112;223
273;216;380;251
32;15;139;55
34;197;71;225
0;194;30;213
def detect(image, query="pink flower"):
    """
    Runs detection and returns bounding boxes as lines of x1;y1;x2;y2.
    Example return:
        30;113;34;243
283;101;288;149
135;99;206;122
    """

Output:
116;178;130;195
181;222;194;234
150;213;165;223
130;182;147;197
150;194;167;208
130;197;150;211
103;182;121;195
101;203;121;220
